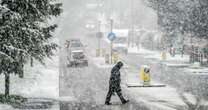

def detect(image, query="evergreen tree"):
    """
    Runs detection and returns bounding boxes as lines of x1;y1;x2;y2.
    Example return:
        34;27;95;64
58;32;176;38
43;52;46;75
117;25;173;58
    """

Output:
0;0;62;97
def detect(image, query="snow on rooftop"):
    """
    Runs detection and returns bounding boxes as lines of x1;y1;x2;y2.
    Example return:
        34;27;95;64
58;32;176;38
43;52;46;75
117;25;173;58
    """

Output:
113;29;129;37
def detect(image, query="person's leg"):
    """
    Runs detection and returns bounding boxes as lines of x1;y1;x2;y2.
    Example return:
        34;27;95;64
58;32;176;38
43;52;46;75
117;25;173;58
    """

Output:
116;90;126;103
116;86;129;104
105;87;113;104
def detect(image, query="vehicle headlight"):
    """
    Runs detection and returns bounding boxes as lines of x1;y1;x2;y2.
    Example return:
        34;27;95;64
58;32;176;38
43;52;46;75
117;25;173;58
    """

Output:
86;24;90;28
91;25;95;29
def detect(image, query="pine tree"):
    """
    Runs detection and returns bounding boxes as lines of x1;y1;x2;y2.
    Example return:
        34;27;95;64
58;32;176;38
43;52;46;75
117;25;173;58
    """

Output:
0;0;62;97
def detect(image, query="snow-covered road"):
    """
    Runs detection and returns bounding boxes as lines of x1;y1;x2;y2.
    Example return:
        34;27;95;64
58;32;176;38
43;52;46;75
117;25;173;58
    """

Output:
59;34;152;109
58;33;184;110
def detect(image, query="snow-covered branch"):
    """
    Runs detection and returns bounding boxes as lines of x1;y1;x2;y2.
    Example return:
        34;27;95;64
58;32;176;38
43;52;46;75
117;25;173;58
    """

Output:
5;45;28;54
0;5;21;20
0;51;14;61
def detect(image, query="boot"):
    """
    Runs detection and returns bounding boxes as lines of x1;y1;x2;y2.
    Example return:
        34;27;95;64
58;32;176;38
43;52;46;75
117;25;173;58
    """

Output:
122;99;129;104
105;102;112;105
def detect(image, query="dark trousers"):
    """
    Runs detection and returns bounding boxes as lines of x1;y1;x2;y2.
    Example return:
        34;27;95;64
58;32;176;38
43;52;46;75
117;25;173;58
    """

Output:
105;84;126;103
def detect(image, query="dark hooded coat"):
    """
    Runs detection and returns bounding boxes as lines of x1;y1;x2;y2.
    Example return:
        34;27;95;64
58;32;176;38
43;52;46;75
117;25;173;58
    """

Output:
109;62;123;92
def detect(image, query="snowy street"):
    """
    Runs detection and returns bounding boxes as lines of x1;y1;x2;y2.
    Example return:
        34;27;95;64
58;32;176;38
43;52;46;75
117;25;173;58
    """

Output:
58;31;208;110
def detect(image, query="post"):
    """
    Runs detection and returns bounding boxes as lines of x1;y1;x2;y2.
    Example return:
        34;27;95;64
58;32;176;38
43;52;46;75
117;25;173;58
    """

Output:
131;0;134;47
30;57;33;67
110;41;113;64
98;20;101;50
110;19;113;64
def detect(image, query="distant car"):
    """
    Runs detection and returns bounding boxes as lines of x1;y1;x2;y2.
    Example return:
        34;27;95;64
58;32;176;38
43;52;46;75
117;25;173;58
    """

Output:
65;39;88;67
85;23;95;29
85;21;96;31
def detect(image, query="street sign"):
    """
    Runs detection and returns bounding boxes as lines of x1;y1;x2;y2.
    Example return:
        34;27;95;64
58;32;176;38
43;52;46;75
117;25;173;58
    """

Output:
107;32;116;41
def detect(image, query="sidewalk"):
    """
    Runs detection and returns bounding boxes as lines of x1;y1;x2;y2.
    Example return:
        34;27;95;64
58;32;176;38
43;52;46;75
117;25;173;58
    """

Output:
123;68;208;110
123;70;188;110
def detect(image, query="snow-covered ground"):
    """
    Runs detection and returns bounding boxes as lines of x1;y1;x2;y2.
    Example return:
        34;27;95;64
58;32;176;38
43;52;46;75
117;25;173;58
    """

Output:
87;48;201;110
184;67;208;75
128;46;190;64
124;68;207;110
0;53;60;109
128;46;155;54
0;55;59;98
90;56;115;68
128;46;208;77
25;56;59;98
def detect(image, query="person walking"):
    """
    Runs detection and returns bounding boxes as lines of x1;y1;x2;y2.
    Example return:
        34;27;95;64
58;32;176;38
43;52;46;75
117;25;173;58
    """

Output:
105;61;129;105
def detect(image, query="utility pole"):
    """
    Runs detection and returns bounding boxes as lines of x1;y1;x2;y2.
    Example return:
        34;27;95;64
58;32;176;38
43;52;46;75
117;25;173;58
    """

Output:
96;0;103;57
97;20;101;52
110;19;113;64
131;0;134;47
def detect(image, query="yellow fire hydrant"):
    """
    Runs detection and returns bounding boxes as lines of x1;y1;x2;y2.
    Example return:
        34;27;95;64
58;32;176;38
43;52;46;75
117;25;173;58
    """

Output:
140;65;151;86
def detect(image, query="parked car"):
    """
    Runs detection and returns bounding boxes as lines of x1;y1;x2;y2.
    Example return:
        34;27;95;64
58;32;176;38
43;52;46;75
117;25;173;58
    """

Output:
65;39;88;67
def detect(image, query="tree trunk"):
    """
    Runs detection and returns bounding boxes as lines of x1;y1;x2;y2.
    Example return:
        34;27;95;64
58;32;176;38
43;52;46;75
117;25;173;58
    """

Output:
5;73;10;97
30;57;33;67
19;64;24;78
181;45;184;58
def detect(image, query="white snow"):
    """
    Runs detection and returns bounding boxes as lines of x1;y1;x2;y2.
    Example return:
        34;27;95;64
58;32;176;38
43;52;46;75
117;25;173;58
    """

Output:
129;45;190;64
126;86;187;110
0;55;59;99
90;57;114;68
90;55;131;69
183;93;197;105
184;67;208;75
165;54;190;62
124;70;190;110
144;52;189;62
165;63;191;67
0;104;12;110
21;55;59;99
0;51;14;61
128;46;139;53
113;29;129;37
128;45;155;54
